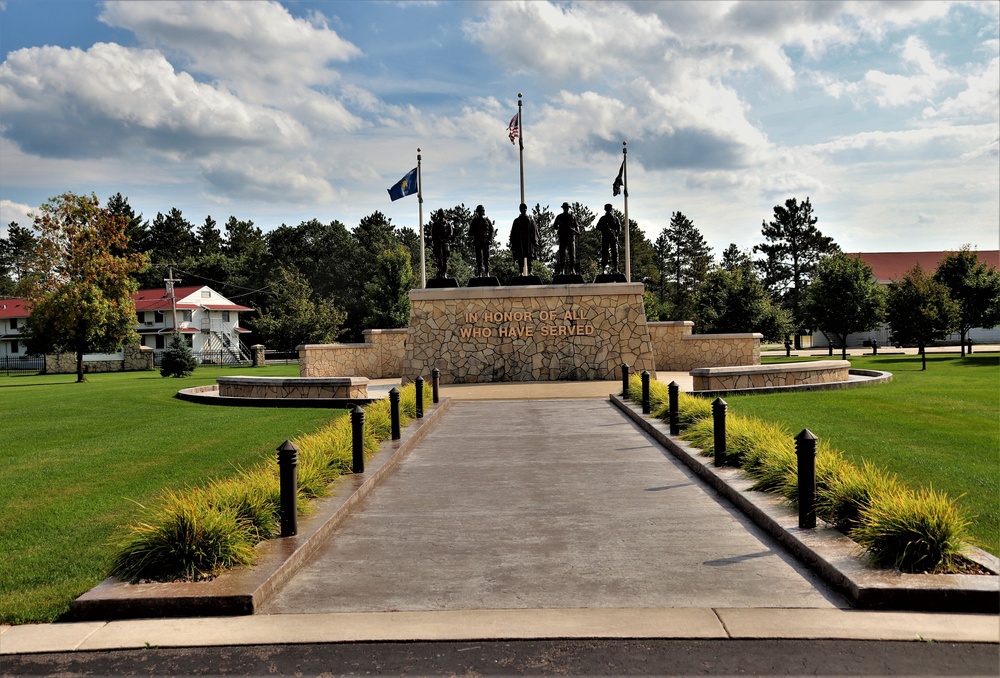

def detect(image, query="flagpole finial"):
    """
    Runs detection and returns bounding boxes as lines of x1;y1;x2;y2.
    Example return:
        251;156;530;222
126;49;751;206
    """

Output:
518;92;522;99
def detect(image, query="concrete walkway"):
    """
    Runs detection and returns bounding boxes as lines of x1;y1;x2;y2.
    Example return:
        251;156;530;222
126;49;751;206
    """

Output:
261;399;841;614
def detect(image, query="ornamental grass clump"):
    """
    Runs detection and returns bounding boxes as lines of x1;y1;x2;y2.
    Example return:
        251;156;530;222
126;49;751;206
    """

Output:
111;383;428;581
659;399;972;573
111;489;256;582
814;461;898;534
852;486;972;573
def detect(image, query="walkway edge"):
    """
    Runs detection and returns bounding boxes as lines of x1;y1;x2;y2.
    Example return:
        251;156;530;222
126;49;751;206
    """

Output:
71;399;454;621
610;394;999;613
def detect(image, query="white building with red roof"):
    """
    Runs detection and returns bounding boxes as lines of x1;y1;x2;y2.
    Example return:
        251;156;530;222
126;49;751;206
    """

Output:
1;286;253;363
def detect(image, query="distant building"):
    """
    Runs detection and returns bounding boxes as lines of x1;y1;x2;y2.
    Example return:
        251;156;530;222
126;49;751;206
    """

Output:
0;298;29;357
0;286;254;363
807;250;1000;348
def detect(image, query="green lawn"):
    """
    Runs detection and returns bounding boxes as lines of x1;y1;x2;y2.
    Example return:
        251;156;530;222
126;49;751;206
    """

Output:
0;366;341;624
735;353;999;556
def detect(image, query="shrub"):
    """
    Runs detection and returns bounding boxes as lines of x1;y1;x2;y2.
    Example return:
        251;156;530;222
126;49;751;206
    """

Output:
205;474;280;542
676;393;713;429
852;486;972;573
160;335;198;378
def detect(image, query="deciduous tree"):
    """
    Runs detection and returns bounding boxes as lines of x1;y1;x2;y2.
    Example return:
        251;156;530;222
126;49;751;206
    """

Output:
697;260;791;342
19;192;148;382
254;267;346;351
803;254;885;359
932;246;1000;356
886;264;958;370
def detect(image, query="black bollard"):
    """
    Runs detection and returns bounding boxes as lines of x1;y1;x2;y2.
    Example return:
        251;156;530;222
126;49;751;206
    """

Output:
828;343;834;357
713;397;727;467
389;387;401;440
784;340;792;358
431;367;440;404
795;429;818;529
872;338;878;355
621;363;630;399
641;370;651;414
351;405;365;474
968;338;973;355
415;376;424;418
668;381;680;436
277;440;298;537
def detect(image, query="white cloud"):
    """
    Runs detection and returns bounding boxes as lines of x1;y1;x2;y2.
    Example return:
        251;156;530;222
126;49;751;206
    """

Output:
924;56;1000;123
0;42;310;159
0;200;35;234
816;36;956;108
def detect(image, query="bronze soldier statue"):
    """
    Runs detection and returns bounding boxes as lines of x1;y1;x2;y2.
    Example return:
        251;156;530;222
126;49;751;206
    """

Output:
430;210;452;278
554;202;580;275
510;203;538;275
469;204;494;277
596;203;620;273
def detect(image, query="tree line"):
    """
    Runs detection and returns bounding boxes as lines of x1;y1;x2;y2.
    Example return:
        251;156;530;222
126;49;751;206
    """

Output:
2;192;997;373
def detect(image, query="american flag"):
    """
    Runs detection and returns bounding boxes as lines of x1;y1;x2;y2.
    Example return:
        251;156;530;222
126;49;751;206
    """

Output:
507;114;519;145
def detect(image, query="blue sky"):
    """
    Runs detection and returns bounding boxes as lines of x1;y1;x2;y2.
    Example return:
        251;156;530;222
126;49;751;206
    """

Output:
1;0;998;257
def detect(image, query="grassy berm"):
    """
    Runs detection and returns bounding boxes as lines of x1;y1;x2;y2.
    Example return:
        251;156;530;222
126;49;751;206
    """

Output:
0;366;338;624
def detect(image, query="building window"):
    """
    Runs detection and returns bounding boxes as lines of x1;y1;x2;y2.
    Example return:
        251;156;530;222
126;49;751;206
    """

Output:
155;335;165;350
222;311;230;322
154;311;164;324
10;318;18;330
136;311;144;324
10;340;18;354
185;335;194;348
201;291;211;298
182;310;192;322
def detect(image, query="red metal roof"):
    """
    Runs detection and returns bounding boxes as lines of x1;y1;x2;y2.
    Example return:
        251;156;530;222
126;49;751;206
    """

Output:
0;298;29;319
131;286;252;312
847;250;1000;283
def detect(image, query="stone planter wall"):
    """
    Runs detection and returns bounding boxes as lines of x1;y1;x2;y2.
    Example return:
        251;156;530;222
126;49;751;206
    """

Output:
298;329;408;379
402;283;655;384
648;321;761;370
45;344;154;374
691;360;851;391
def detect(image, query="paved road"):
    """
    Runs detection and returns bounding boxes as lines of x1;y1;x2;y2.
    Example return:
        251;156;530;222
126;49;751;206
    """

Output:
262;399;843;614
5;639;998;676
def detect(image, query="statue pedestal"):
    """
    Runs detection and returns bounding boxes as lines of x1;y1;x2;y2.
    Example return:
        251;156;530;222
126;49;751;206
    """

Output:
426;277;459;289
403;283;655;384
594;272;628;283
507;274;542;286
467;276;500;287
552;274;585;284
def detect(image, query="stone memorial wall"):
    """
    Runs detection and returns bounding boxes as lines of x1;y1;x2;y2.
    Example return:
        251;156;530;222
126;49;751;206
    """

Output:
401;283;656;384
647;321;761;370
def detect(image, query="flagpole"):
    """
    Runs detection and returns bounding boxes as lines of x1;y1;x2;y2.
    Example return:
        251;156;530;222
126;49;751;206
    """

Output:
518;93;525;207
417;148;425;288
623;141;630;282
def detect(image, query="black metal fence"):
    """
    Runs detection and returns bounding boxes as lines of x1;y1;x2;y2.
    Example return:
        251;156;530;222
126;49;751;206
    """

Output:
264;350;299;365
0;355;44;376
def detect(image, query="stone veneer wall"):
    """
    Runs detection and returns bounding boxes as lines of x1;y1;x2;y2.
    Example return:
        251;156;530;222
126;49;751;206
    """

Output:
217;376;368;399
45;344;154;374
647;321;761;370
298;328;408;379
691;360;851;391
402;283;655;384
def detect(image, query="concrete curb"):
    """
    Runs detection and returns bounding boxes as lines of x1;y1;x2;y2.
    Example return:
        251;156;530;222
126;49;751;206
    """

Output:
693;369;893;398
610;394;999;613
70;399;453;621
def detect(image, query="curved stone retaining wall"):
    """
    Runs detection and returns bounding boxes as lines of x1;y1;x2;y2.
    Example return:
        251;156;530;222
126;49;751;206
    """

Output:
691;360;851;392
217;376;368;399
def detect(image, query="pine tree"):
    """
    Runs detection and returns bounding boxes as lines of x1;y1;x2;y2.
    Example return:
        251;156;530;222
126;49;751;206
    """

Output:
160;334;198;378
754;197;838;346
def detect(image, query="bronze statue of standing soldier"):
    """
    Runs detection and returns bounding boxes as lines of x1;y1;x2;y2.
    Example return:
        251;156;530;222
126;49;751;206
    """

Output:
596;203;621;274
554;201;580;275
469;204;494;277
510;203;539;275
430;210;452;279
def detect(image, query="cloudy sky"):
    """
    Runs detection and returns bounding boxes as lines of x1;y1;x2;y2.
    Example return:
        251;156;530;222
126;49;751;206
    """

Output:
1;0;998;257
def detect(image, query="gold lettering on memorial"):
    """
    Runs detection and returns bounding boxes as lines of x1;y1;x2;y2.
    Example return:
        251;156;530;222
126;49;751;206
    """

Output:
459;305;594;342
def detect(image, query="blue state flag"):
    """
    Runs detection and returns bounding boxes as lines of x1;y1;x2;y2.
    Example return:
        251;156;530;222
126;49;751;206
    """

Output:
387;167;418;201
